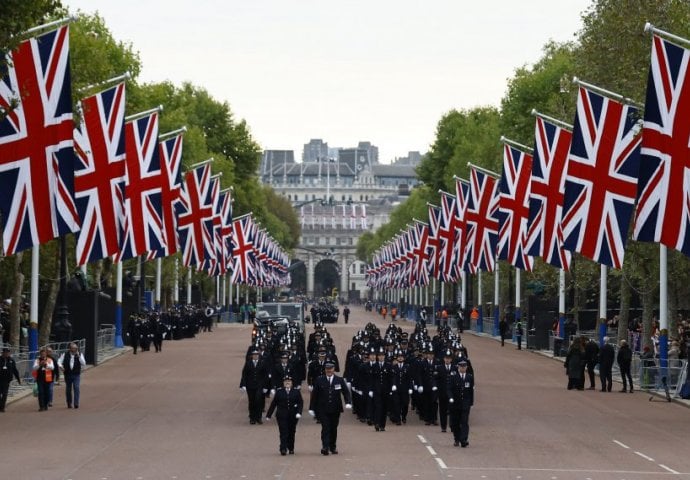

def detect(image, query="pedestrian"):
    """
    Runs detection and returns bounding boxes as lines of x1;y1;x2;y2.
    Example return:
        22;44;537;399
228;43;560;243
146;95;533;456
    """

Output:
617;339;633;393
45;346;59;407
515;320;523;350
498;316;508;347
381;306;388;321
564;339;584;390
240;349;270;424
0;347;21;412
343;306;350;324
599;337;615;392
58;342;86;409
266;375;303;455
308;362;352;455
448;359;474;447
584;338;600;390
32;348;54;411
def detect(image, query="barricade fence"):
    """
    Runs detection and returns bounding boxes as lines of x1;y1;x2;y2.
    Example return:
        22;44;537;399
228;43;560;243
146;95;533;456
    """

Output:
96;325;116;363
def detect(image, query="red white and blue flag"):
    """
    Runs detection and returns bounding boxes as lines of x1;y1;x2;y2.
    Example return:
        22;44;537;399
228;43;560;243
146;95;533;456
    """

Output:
454;178;470;273
218;189;234;276
561;86;641;269
231;214;256;285
633;34;690;256
0;25;80;255
176;163;214;267
437;191;459;282
427;204;442;279
525;117;572;270
147;133;184;260
465;167;500;272
73;82;126;265
412;221;431;287
498;144;534;271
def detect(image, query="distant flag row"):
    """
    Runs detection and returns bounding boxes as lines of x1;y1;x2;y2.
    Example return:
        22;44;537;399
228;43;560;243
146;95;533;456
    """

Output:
300;203;368;230
0;21;289;285
367;25;690;289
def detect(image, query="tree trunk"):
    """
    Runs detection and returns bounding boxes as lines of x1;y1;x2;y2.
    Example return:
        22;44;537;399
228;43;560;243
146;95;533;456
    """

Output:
93;259;103;291
641;285;654;351
9;252;24;348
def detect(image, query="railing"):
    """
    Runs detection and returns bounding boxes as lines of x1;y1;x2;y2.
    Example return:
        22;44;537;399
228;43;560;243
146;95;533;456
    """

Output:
96;324;116;363
637;358;688;397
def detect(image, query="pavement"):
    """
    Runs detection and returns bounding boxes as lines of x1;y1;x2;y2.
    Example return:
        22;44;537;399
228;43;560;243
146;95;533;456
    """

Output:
2;305;689;480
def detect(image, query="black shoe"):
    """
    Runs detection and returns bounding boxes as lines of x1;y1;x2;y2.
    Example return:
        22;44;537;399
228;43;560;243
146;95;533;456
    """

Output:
321;449;329;456
461;442;469;448
74;405;79;409
402;418;407;424
48;403;52;407
289;450;294;455
453;441;459;447
441;429;446;433
250;420;256;424
257;419;263;424
67;404;72;408
619;389;627;393
629;389;633;393
330;449;338;454
380;428;385;432
395;421;402;426
280;450;287;456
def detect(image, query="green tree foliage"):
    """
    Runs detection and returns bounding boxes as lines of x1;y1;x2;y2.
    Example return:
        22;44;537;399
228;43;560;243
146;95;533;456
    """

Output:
0;0;61;68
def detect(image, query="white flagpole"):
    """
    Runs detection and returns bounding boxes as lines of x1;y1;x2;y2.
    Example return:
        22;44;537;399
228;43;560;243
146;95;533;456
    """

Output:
559;269;566;343
494;263;500;336
659;245;668;368
155;257;162;310
115;261;124;347
478;270;483;333
187;268;192;305
173;258;179;305
515;267;521;329
221;274;226;311
29;245;40;354
598;265;607;345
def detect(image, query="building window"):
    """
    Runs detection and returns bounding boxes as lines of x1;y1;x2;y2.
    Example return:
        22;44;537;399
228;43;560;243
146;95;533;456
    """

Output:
360;264;365;274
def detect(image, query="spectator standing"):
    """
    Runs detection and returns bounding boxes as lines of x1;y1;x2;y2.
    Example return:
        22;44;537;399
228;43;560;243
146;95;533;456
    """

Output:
584;339;600;390
498;316;508;347
45;346;59;407
32;348;54;411
0;347;21;412
515;320;524;350
564;339;584;390
58;343;86;409
617;340;634;393
598;337;615;392
343;306;350;324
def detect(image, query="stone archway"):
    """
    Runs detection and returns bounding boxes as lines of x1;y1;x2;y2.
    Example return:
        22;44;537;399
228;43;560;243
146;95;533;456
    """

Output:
289;258;307;295
313;258;340;298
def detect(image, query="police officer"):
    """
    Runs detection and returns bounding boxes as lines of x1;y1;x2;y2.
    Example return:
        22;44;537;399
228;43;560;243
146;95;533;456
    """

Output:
266;375;303;455
372;347;391;431
240;349;270;424
435;349;455;433
389;350;412;425
448;359;474;447
308;362;352;455
0;347;21;412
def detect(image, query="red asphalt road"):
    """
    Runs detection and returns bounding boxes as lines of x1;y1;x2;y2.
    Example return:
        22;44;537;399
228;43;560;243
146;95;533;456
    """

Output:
2;305;689;480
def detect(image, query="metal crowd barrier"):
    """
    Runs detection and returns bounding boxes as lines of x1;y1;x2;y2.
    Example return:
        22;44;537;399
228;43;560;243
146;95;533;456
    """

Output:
96;325;116;363
638;359;688;398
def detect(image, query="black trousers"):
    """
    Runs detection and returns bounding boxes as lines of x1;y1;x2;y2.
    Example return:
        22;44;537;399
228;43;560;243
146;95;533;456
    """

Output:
318;411;341;450
373;392;388;428
246;388;263;421
600;366;612;391
449;406;471;443
620;365;633;391
277;414;298;451
0;381;9;410
421;389;438;424
389;390;409;423
516;335;522;350
438;395;449;430
586;363;597;388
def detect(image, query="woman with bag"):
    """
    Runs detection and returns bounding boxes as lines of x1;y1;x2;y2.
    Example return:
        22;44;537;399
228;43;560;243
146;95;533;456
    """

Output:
32;348;54;411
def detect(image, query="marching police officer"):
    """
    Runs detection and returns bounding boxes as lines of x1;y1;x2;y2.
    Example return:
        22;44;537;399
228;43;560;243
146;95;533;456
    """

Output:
240;349;270;424
308;362;352;455
266;375;303;455
0;347;21;412
448;359;474;447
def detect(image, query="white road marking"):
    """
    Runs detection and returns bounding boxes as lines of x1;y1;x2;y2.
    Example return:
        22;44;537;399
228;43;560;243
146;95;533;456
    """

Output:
635;451;655;462
658;464;680;475
426;446;437;456
445;466;689;475
613;439;630;449
417;435;427;444
435;457;448;469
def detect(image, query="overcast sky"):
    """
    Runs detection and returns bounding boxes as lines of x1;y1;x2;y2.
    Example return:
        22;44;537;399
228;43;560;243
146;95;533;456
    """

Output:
64;0;592;162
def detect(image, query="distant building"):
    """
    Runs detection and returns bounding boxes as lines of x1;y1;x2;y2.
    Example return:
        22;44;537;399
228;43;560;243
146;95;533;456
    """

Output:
302;139;329;163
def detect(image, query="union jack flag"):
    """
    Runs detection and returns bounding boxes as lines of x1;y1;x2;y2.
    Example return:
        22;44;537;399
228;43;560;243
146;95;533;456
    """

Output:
73;83;126;265
633;34;690;256
147;133;184;260
498;144;534;271
437;192;459;282
203;175;222;275
218;189;234;275
454;178;470;272
525;117;572;270
176;163;214;267
0;25;80;255
231;214;256;285
116;112;164;261
562;86;641;269
427;204;442;279
465;167;500;272
412;221;431;286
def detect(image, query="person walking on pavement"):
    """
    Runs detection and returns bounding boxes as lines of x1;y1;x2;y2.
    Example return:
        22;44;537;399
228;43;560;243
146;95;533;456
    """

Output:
515;320;523;350
240;349;270;424
617;339;634;393
498;316;508;347
599;337;615;392
266;375;303;455
58;342;86;409
343;305;350;324
308;362;352;455
448;359;474;447
584;338;600;390
32;348;54;411
0;347;21;412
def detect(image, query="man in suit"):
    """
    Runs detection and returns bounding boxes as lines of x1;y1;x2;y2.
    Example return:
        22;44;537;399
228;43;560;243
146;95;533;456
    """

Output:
448;359;474;447
308;362;352;455
240;349;270;424
266;375;303;455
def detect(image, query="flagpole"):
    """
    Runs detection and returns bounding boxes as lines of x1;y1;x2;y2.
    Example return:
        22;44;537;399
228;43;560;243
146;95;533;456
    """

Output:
187;158;214;170
515;267;521;338
22;16;76;36
559;269;566;351
115;261;124;347
494;262;500;337
572;77;643;109
644;22;690;49
598;265;607;346
531;109;573;131
221;274;226;313
659;245;669;371
125;105;163;123
477;271;483;333
29;246;40;357
187;268;192;305
159;126;187;141
467;162;500;179
174;258;179;306
155;258;162;311
79;72;130;94
500;136;534;154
